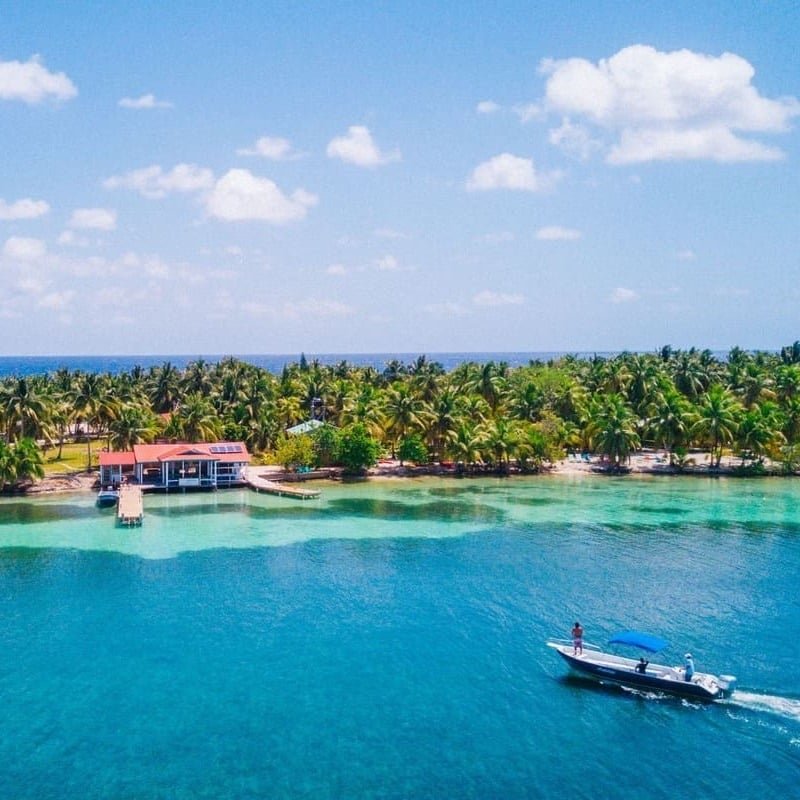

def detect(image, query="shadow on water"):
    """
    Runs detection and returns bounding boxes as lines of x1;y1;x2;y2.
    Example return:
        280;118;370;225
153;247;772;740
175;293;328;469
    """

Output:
0;503;90;525
633;505;690;516
325;497;509;523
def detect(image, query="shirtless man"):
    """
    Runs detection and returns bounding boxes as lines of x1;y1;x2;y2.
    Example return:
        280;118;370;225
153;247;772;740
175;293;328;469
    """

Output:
571;621;584;655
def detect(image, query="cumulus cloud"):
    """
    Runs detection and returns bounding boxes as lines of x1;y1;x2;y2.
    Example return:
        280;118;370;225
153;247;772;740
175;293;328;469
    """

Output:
236;136;303;160
103;163;214;199
326;125;400;167
466;153;558;192
3;236;46;261
0;198;50;220
473;290;524;307
676;249;696;261
118;93;172;109
540;44;799;163
610;287;639;303
548;118;602;160
68;207;117;230
204;169;318;224
57;230;90;248
0;55;77;104
536;226;582;241
326;263;348;276
476;100;500;114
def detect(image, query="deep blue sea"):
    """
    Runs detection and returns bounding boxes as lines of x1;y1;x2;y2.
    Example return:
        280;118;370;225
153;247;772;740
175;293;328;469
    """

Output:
0;476;798;799
0;352;618;377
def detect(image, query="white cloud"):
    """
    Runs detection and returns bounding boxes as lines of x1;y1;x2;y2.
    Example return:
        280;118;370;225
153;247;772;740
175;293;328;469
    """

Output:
512;103;543;123
375;255;400;271
205;169;318;224
118;93;173;109
3;236;46;261
608;125;784;164
326;125;400;167
0;55;77;104
610;287;639;303
473;290;524;307
68;207;117;231
676;249;696;261
540;45;800;163
236;136;303;160
326;263;348;276
103;163;214;199
466;153;557;192
0;198;50;220
57;230;90;247
536;226;582;241
476;100;500;114
548;118;602;160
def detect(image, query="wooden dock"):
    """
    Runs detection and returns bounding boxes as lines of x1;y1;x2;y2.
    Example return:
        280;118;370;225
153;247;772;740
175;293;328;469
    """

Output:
117;485;144;525
244;468;320;500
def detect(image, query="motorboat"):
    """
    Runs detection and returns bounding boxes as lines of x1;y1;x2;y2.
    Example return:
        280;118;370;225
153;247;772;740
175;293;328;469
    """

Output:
547;630;737;702
96;486;119;508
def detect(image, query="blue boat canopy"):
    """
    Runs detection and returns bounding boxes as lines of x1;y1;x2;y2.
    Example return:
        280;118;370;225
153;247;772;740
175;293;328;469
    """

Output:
609;631;668;653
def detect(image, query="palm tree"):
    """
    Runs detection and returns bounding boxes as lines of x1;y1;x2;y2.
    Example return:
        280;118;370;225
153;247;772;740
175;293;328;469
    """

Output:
175;393;222;442
477;418;519;473
13;437;44;485
1;377;48;441
690;384;741;468
382;383;430;455
110;406;158;451
586;394;641;468
736;402;784;464
647;387;691;464
71;372;106;469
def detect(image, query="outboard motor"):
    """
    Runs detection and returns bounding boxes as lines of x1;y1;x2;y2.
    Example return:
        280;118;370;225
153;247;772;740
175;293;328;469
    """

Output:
719;674;737;696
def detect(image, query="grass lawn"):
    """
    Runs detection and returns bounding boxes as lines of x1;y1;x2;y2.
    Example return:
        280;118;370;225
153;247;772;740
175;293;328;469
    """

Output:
40;440;102;476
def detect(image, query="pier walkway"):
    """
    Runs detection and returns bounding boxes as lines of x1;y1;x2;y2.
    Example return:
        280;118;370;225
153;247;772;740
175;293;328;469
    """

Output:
117;485;144;525
243;467;321;500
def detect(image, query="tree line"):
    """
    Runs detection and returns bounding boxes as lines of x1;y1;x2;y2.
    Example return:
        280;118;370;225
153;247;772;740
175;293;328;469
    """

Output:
2;342;800;485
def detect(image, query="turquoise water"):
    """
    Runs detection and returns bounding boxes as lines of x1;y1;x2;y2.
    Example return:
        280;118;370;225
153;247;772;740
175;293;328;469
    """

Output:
1;476;798;798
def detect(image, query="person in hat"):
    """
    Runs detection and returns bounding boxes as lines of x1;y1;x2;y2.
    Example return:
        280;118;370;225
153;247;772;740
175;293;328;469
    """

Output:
684;653;695;681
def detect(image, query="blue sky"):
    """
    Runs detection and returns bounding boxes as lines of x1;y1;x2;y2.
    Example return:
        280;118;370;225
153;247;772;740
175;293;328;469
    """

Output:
1;1;798;356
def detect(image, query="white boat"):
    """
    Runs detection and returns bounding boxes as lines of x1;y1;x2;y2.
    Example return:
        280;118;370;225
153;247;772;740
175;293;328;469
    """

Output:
96;486;119;508
547;630;737;702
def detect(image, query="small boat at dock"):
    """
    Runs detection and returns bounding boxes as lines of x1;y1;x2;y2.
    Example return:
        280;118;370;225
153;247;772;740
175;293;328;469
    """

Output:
96;486;119;508
547;630;737;702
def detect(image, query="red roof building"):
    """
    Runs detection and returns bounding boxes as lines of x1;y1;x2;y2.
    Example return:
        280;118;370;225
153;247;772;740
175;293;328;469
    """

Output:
99;442;250;489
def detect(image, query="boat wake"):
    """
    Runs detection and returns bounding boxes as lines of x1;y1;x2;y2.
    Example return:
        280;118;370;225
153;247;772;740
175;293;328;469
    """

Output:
726;691;800;722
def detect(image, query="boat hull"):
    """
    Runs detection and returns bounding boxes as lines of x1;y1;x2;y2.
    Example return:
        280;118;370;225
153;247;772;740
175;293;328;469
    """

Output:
550;643;733;702
96;492;119;508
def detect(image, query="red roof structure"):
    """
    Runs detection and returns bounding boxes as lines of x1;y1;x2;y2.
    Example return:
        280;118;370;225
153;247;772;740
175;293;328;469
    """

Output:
101;442;250;466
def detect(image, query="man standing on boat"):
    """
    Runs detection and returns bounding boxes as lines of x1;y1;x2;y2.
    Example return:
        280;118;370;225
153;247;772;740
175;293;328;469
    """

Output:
571;621;584;655
684;653;694;681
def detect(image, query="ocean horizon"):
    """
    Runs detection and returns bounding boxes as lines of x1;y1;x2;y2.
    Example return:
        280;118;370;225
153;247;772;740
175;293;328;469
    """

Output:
0;350;735;378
